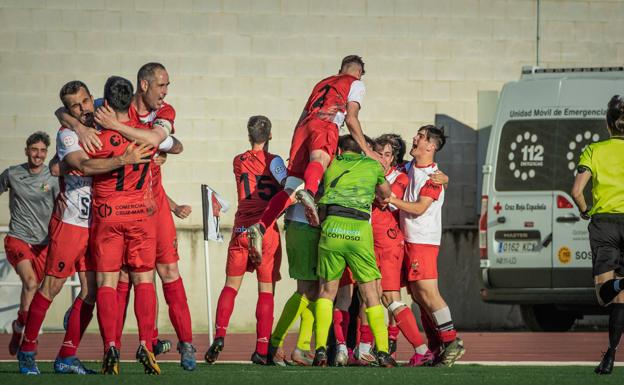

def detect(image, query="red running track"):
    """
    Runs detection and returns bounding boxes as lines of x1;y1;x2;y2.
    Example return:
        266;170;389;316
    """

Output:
0;332;610;363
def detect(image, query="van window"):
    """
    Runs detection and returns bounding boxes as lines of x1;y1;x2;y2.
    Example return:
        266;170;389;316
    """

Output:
495;119;608;192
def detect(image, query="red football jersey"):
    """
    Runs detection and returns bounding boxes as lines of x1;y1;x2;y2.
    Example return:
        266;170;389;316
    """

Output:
372;168;408;248
128;101;176;192
302;73;359;125
90;122;156;222
233;150;282;226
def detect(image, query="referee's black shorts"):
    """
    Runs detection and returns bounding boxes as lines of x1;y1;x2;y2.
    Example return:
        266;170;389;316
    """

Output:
590;214;624;276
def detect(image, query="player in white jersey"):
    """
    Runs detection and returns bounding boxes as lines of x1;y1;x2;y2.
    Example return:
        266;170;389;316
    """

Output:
385;125;464;368
17;81;151;375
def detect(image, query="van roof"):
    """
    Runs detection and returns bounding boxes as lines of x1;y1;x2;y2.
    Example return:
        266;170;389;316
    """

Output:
520;66;624;80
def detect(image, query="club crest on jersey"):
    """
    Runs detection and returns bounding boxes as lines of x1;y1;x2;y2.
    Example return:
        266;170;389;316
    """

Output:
387;228;398;239
239;154;247;161
110;134;124;147
62;135;75;148
97;203;113;218
40;183;50;193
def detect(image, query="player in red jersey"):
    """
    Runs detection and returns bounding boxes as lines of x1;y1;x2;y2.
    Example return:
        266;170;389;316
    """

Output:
17;80;152;375
247;55;382;261
57;63;195;370
89;76;160;375
205;116;287;365
371;134;434;366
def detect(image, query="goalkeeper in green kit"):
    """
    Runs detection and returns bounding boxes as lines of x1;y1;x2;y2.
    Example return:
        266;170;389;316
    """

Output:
312;135;395;367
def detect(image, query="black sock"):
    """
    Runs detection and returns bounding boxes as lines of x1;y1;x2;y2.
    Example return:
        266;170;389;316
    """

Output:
609;304;624;349
600;279;622;305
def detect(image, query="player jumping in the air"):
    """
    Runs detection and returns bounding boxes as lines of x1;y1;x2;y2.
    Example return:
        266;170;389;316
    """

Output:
246;55;381;261
205;116;287;365
386;125;465;367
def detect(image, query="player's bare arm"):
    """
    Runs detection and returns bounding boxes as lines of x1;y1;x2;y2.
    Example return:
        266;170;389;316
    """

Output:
345;101;382;162
94;103;167;148
571;167;592;219
55;106;102;153
387;195;434;216
63;142;152;176
167;195;192;219
158;135;184;155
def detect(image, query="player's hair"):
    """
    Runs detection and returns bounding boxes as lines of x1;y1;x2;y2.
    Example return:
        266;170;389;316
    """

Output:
247;115;272;144
137;62;167;86
607;95;624;136
104;76;134;112
374;134;402;166
418;125;447;151
338;134;371;154
340;55;365;75
26;131;50;148
59;80;91;108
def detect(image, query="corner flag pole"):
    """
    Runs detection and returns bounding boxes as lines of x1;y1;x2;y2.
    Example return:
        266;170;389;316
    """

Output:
201;184;214;346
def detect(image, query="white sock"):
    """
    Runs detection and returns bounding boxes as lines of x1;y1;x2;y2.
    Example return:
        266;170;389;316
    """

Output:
415;344;429;355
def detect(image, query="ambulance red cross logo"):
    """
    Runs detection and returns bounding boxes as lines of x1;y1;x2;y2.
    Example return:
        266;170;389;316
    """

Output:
494;202;502;214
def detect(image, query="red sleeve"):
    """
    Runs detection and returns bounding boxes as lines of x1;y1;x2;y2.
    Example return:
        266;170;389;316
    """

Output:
157;104;176;133
419;179;442;200
391;173;408;199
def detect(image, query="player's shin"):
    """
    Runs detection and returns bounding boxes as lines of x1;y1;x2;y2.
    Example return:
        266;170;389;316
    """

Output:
115;280;131;349
302;161;325;196
96;287;118;349
270;292;309;347
215;286;238;339
365;305;389;353
20;292;52;352
392;305;425;349
609;303;624;349
296;304;315;351
134;283;157;351
58;297;94;358
314;298;334;349
163;278;193;343
255;292;274;356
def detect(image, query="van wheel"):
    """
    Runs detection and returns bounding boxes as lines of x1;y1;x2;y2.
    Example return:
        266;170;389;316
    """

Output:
520;305;576;332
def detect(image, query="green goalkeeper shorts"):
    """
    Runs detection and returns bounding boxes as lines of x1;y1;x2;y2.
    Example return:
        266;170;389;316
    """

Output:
285;220;320;281
318;215;381;283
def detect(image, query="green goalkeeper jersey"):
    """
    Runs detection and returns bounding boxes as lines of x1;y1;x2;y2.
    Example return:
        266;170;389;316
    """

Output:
319;151;385;214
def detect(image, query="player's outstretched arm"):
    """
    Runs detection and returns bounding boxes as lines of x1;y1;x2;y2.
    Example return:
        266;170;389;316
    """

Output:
94;104;167;148
571;167;592;219
387;195;434;216
345;101;382;162
54;107;102;153
168;195;192;219
64;142;152;176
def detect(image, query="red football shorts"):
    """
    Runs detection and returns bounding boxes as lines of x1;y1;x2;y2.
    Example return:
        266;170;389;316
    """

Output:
339;266;355;287
90;218;156;273
404;242;439;281
4;235;47;282
375;242;405;291
288;119;339;178
226;223;281;283
153;187;179;265
46;216;92;278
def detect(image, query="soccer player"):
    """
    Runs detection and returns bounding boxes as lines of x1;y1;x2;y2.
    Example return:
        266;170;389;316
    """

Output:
205;116;286;365
386;125;465;367
247;55;381;260
571;96;624;375
16;81;152;375
89;76;160;375
372;135;434;366
58;63;195;370
1;132;58;357
312;134;395;368
268;201;318;366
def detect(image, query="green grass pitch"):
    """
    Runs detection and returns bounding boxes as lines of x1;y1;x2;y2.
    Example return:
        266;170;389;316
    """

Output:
1;362;622;385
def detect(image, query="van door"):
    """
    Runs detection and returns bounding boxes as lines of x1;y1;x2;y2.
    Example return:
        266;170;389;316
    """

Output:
551;119;609;287
489;120;556;288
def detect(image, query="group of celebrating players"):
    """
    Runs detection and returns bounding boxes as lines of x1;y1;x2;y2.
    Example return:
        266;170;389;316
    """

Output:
3;55;464;375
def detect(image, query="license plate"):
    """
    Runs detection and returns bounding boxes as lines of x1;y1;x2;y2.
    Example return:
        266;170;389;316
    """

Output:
497;241;539;253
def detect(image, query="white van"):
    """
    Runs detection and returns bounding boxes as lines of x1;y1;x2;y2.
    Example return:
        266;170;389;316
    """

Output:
479;66;624;331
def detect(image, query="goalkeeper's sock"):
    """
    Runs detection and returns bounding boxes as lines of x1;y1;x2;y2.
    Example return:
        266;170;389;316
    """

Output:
303;161;324;196
270;292;309;347
20;291;51;352
215;286;237;339
296;303;315;351
163;278;193;343
134;283;157;352
366;305;389;353
255;292;274;355
314;298;334;349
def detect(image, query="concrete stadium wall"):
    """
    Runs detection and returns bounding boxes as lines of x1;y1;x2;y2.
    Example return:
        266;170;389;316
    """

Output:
0;0;622;332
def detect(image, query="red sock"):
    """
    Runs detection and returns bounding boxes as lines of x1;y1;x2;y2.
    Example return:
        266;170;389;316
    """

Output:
17;310;28;327
215;286;237;339
134;283;157;352
333;309;345;344
152;327;159;348
395;307;425;348
359;324;373;344
255;292;274;355
97;286;118;350
58;297;94;358
340;310;350;344
303;161;325;195
419;305;441;352
115;280;131;349
20;291;51;352
259;190;293;229
163;278;193;343
388;324;400;341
